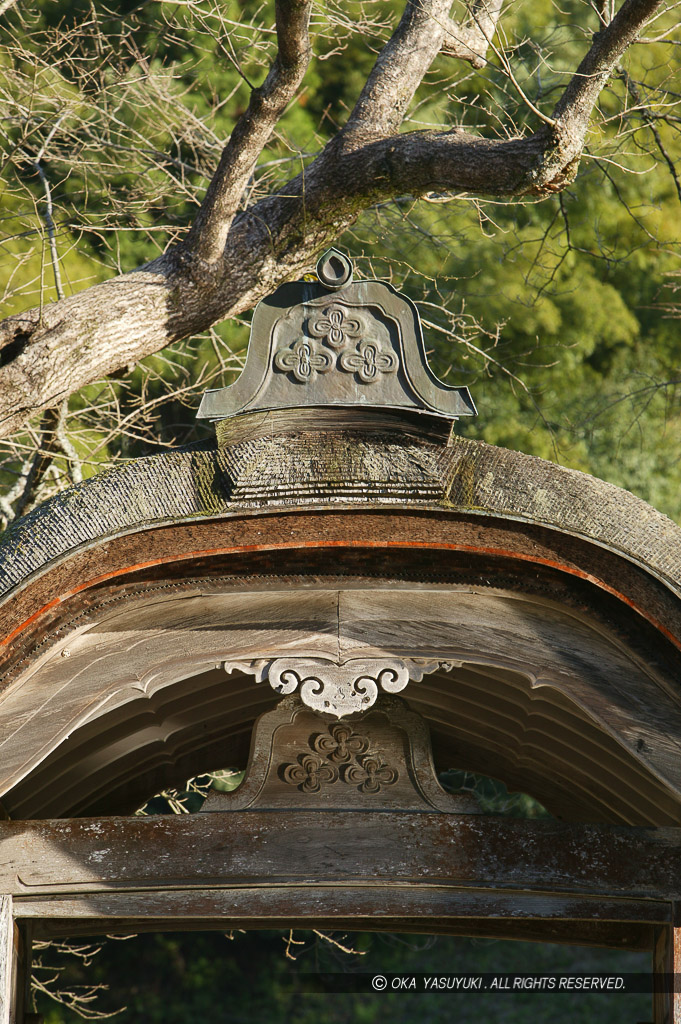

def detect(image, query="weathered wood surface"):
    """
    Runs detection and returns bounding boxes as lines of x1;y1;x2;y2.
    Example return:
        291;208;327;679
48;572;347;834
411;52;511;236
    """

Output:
215;407;454;446
0;897;11;1024
0;899;25;1024
4;510;680;652
18;887;665;924
653;912;681;1024
2;585;681;825
1;812;681;904
3;437;681;607
201;695;477;814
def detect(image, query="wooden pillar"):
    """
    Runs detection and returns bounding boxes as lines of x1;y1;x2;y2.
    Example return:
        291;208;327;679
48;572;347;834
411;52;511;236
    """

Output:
0;896;16;1024
0;900;36;1024
653;906;681;1024
16;924;37;1024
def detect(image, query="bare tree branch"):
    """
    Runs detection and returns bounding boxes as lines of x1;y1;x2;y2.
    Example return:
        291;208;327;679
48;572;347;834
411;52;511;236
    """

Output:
514;0;668;193
0;0;667;443
553;0;663;133
618;68;681;203
28;113;69;303
0;397;82;526
183;0;313;262
441;0;504;68
344;0;454;142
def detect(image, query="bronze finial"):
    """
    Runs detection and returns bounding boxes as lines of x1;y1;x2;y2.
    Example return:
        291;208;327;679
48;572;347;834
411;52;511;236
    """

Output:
197;248;476;439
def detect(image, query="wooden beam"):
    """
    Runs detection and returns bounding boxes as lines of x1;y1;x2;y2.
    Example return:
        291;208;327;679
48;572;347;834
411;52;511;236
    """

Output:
18;886;665;943
0;811;679;920
15;884;668;923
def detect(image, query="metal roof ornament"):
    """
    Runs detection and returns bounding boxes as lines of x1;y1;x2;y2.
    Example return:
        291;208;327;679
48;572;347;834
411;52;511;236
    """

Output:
197;248;476;441
316;247;353;289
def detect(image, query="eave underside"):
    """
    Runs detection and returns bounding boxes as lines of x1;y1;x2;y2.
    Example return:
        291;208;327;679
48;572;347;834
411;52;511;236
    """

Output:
2;562;681;826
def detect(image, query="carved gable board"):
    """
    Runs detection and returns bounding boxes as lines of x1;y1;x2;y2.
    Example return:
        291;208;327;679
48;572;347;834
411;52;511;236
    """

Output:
203;695;480;814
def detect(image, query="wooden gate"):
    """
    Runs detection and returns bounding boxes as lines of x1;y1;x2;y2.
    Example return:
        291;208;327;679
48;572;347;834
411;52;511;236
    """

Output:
2;252;681;1022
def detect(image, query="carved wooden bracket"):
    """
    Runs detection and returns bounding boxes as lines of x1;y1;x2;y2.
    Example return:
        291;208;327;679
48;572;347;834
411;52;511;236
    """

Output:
269;657;410;716
224;656;457;717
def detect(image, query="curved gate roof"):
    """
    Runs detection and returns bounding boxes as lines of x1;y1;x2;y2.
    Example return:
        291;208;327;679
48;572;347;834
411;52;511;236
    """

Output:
1;432;681;826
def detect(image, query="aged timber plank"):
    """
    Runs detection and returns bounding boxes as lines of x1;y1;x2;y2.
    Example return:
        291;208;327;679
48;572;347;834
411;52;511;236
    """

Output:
0;897;10;1024
2;812;681;901
14;887;666;927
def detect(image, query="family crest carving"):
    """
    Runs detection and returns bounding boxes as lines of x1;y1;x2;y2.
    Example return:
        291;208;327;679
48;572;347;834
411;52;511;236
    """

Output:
343;756;397;794
338;339;398;382
273;303;398;386
202;695;480;814
281;753;337;793
197;247;476;425
273;338;332;381
280;720;398;795
312;722;368;763
308;304;364;349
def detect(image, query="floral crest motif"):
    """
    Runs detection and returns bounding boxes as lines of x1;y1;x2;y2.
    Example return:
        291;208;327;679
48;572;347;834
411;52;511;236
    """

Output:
273;339;332;382
339;340;398;383
282;753;338;793
309;305;364;350
312;722;368;763
343;756;398;794
281;722;399;796
272;303;399;387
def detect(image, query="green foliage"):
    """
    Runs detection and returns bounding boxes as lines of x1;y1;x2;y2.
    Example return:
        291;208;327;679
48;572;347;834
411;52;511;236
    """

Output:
439;769;551;818
344;132;681;517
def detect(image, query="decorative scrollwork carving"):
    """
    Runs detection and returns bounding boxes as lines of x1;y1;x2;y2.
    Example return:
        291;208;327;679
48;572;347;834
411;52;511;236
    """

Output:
308;305;364;350
226;657;457;718
281;753;338;793
342;756;398;794
267;658;410;717
339;340;398;383
273;338;333;382
268;666;300;695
